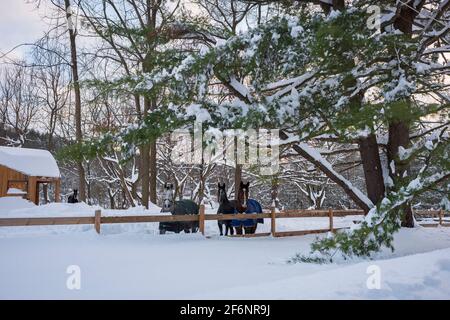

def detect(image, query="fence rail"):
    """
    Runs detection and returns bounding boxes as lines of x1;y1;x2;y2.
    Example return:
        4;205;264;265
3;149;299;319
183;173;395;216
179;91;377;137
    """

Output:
0;216;95;227
0;207;447;238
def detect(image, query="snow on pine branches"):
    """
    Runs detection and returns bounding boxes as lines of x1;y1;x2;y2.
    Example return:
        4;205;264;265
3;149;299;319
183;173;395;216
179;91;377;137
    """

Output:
68;1;450;259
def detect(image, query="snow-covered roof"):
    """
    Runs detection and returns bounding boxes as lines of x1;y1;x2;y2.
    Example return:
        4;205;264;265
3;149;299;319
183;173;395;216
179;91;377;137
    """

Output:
0;146;60;178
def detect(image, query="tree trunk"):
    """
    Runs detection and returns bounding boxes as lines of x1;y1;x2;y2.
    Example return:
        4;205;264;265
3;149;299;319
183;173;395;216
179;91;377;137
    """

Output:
65;0;86;202
402;205;415;228
388;120;413;227
197;162;205;205
140;144;150;208
140;1;159;208
148;97;157;204
271;177;280;209
325;0;385;211
235;163;242;198
86;161;91;204
358;135;385;205
149;139;157;203
106;182;116;209
132;95;143;205
140;96;158;208
389;3;417;227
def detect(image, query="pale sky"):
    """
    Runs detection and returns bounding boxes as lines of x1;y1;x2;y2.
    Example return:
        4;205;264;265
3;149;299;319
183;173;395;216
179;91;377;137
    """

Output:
0;0;199;62
0;0;46;61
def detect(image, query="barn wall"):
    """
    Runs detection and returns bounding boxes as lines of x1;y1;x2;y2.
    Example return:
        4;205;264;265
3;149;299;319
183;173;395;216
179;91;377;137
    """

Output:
0;165;27;197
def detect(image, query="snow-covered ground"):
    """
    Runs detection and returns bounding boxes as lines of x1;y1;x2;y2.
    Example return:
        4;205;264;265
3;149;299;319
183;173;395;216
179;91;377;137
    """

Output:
1;198;450;299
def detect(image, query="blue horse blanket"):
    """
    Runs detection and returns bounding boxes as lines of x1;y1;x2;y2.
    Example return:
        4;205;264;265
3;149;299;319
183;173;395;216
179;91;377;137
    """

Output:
232;199;264;227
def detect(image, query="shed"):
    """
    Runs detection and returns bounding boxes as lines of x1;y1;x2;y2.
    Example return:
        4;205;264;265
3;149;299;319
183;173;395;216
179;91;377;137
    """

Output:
0;146;61;205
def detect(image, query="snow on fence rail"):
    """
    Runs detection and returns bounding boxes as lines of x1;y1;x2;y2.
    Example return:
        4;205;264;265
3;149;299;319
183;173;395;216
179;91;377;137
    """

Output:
0;207;447;237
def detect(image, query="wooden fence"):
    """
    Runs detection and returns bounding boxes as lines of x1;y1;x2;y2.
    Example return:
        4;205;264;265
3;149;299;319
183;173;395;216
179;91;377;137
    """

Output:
0;206;447;237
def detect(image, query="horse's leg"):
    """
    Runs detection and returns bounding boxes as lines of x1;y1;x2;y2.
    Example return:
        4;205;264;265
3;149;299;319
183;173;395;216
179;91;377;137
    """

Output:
244;224;256;234
229;223;234;235
218;221;223;236
226;222;232;236
183;222;191;233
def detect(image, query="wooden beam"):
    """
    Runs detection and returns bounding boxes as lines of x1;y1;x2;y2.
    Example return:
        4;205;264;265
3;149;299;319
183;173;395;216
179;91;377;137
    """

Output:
329;208;334;232
420;223;439;228
35;181;40;205
419;223;450;228
36;178;59;183
3;209;447;235
414;210;442;217
0;211;361;228
95;210;101;234
271;206;276;236
54;179;61;203
199;204;205;236
205;213;271;221
0;165;6;196
228;232;271;238
101;215;200;224
275;210;363;218
0;216;95;227
6;179;28;183
28;177;38;205
274;228;346;238
279;209;364;215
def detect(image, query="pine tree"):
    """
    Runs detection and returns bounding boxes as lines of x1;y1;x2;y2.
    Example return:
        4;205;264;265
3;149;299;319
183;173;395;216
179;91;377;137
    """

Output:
70;0;449;258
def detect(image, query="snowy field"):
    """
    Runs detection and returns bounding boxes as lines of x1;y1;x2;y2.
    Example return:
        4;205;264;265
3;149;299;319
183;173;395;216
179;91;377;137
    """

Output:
1;198;450;299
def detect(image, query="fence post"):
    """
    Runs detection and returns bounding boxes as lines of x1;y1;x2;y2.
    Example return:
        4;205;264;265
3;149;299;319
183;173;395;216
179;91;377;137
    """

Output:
199;204;205;236
329;208;334;232
54;179;61;203
439;209;443;226
95;210;101;234
271;203;276;237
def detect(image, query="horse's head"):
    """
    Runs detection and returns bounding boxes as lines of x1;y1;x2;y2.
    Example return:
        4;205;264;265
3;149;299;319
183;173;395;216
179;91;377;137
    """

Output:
217;182;228;203
162;183;175;212
237;181;250;210
73;189;78;197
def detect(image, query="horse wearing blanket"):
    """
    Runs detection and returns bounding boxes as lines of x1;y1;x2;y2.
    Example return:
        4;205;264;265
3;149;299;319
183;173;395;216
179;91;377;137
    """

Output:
232;181;264;235
159;183;199;234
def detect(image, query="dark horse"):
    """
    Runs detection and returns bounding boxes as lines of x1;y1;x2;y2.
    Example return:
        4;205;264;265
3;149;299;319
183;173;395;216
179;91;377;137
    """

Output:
232;181;263;235
217;183;235;236
217;181;263;235
159;183;199;234
68;189;79;203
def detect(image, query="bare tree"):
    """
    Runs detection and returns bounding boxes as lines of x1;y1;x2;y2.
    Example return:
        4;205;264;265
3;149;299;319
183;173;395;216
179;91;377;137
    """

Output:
0;64;39;146
32;38;71;151
61;0;87;201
